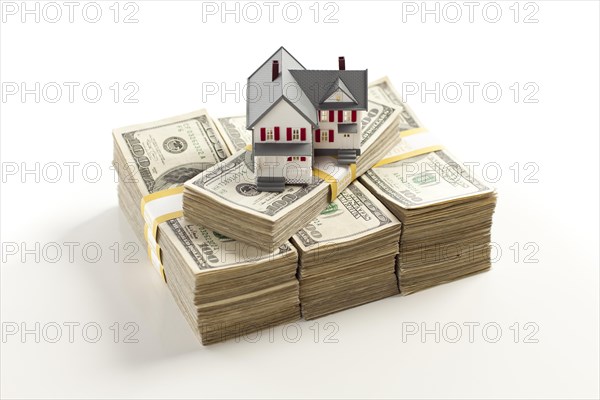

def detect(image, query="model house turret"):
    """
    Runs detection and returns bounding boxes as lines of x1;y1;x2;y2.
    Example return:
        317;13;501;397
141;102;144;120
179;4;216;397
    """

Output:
247;47;368;192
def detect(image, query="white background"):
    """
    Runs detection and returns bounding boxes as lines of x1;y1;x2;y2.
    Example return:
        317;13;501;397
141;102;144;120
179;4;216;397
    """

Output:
1;1;599;398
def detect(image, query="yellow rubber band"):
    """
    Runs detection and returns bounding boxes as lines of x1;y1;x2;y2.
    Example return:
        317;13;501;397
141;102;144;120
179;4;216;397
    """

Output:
146;211;181;283
151;210;184;239
140;187;184;283
313;168;339;200
372;145;445;168
140;186;184;218
399;127;427;138
146;242;161;260
147;246;166;281
311;162;356;201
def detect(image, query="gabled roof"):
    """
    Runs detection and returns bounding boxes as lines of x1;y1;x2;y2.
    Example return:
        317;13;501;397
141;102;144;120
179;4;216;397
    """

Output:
246;47;317;129
289;69;368;111
246;48;368;128
320;77;358;104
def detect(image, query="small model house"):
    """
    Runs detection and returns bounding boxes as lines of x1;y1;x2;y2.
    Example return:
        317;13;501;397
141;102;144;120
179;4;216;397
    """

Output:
247;47;368;192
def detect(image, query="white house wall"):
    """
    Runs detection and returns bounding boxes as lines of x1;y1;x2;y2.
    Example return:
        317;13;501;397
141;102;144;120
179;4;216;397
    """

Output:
253;100;313;145
313;110;362;151
255;155;312;184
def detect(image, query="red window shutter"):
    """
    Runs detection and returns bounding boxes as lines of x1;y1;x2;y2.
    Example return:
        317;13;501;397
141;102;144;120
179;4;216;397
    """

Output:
286;127;292;141
329;129;334;142
274;126;280;141
329;110;334;122
300;128;306;141
287;157;292;162
260;128;266;141
351;110;357;122
301;156;306;162
315;129;320;142
338;110;343;122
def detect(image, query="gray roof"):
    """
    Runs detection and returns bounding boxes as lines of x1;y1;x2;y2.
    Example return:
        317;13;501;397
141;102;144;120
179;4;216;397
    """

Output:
246;47;317;129
247;47;368;129
289;69;368;111
254;143;312;157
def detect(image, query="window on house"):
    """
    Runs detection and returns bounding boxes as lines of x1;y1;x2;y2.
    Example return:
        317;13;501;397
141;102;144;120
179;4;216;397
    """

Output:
266;129;274;141
321;131;328;142
320;110;328;121
292;129;300;140
344;111;350;122
288;156;303;162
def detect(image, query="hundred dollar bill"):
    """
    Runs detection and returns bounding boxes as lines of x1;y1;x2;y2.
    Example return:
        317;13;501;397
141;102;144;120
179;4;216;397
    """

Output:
215;115;252;153
113;109;230;194
292;181;400;252
361;150;494;209
369;76;423;131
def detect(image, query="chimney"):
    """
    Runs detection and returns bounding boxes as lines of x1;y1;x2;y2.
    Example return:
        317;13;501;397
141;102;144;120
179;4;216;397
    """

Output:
272;60;279;81
338;56;345;70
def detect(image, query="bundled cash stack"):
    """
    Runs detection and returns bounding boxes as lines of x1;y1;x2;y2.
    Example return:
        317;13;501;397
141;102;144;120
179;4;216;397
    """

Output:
364;78;497;294
182;99;402;251
112;77;498;344
291;182;401;319
360;148;497;294
113;110;300;344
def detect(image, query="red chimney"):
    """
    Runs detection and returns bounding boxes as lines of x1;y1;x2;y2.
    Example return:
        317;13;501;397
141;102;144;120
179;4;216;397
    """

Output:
338;56;345;70
272;60;279;81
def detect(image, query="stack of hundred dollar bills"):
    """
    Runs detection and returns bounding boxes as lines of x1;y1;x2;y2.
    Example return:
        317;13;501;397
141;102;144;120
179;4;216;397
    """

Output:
360;153;496;294
112;110;300;345
363;78;497;294
112;78;497;345
291;181;401;319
